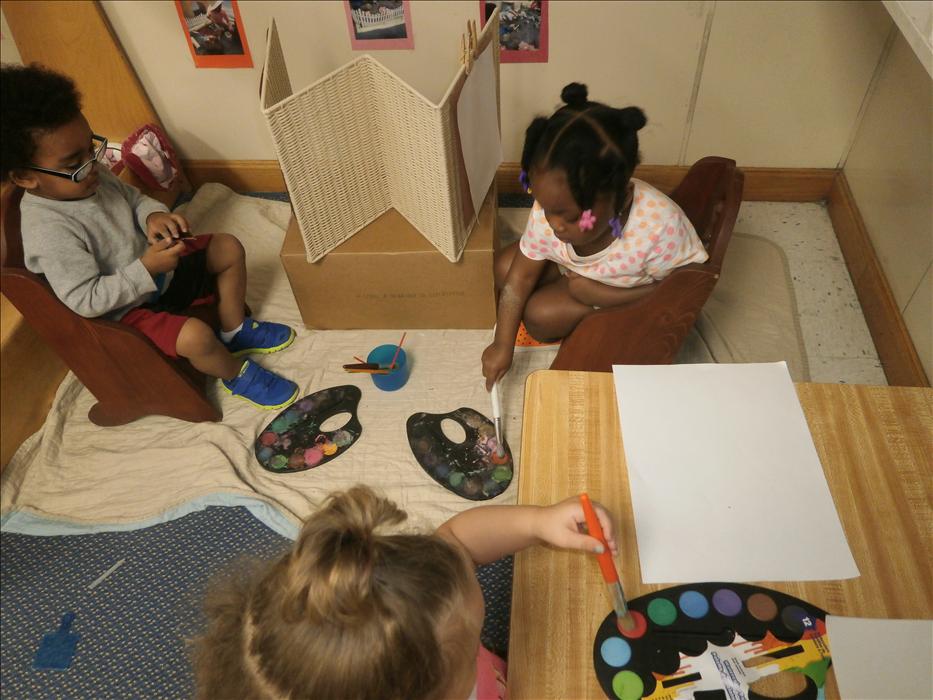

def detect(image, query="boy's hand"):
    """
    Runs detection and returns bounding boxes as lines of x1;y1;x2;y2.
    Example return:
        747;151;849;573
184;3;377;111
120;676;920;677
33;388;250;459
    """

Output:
482;341;514;390
141;237;185;275
534;496;619;556
146;212;190;244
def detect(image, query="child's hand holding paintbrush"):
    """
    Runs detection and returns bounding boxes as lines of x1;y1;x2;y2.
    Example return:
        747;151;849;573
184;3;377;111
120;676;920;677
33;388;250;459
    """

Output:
531;494;619;557
437;494;619;566
580;492;634;632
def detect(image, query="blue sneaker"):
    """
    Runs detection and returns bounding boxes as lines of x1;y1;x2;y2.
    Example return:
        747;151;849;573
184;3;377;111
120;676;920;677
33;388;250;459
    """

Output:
224;317;296;357
222;360;299;410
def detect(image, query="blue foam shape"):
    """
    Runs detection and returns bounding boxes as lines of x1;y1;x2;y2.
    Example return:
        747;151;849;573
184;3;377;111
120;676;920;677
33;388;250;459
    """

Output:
33;612;80;670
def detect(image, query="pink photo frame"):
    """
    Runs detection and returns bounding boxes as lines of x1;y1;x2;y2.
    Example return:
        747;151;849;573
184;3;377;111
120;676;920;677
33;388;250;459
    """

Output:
344;0;415;51
480;0;548;64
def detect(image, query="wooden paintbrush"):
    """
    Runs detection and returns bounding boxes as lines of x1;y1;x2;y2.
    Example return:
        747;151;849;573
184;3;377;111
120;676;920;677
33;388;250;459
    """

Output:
343;363;391;374
389;332;407;369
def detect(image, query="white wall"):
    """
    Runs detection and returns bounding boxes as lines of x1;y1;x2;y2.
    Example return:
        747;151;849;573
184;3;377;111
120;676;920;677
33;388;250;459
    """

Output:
99;0;895;166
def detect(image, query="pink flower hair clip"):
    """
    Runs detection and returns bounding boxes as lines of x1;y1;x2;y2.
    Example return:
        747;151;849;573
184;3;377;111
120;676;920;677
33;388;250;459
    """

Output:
579;209;596;231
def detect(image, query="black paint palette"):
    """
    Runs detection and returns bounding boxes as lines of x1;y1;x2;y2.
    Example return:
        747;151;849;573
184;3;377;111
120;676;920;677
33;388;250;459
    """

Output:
593;582;831;700
407;407;512;500
254;385;362;473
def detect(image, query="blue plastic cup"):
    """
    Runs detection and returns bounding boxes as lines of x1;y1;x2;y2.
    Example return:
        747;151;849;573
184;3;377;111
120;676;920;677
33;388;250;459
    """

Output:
367;344;410;392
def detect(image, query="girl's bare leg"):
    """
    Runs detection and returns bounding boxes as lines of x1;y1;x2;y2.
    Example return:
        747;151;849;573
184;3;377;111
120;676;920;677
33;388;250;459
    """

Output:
523;277;595;341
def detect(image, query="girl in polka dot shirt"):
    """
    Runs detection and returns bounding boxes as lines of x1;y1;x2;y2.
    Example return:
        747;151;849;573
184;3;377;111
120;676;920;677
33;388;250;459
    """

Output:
482;83;708;389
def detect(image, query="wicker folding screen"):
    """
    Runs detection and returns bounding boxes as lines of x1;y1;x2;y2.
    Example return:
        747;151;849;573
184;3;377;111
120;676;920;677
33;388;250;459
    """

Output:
260;15;500;263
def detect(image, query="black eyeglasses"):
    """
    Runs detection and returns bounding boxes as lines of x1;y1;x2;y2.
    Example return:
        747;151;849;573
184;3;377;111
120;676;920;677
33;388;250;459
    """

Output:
28;134;108;183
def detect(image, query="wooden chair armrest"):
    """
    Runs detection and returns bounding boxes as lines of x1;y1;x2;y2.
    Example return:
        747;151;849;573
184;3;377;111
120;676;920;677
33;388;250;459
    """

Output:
550;265;721;372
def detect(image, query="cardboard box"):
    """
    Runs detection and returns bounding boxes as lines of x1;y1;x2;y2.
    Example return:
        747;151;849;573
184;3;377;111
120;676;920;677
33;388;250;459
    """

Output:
280;186;498;329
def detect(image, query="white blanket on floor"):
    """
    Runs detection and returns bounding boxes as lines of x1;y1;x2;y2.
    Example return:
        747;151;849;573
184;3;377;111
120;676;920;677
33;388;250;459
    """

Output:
1;184;556;534
2;186;806;535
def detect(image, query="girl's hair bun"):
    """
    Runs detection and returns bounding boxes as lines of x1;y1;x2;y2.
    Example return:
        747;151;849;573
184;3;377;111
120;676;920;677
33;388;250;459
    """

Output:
619;106;647;131
560;82;589;109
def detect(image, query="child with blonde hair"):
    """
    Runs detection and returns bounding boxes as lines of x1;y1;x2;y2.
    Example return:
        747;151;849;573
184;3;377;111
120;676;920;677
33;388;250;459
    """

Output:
193;485;617;699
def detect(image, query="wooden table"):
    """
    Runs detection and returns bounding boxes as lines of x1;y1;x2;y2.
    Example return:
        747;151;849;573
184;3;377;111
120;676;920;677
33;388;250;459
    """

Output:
508;370;932;699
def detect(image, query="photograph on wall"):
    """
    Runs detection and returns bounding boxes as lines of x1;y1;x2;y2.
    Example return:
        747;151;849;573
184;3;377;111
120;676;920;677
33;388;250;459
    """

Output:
175;0;253;68
344;1;415;50
480;0;548;63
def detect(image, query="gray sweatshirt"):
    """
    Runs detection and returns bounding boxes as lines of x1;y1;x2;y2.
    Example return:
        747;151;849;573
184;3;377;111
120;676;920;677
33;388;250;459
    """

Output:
20;168;170;320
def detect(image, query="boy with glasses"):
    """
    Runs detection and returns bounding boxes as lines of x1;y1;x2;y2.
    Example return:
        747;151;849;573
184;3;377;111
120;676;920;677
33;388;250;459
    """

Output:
1;63;299;411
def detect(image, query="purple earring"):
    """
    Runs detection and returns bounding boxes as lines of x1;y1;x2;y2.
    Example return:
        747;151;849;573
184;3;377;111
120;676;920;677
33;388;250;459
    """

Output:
610;216;623;239
519;169;531;194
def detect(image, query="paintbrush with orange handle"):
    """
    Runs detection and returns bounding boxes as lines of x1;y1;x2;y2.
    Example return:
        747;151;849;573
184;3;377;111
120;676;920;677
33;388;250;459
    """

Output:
580;493;634;631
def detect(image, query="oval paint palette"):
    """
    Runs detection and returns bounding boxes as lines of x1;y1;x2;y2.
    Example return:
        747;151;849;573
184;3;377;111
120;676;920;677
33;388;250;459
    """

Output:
593;582;830;700
407;407;512;500
254;385;362;473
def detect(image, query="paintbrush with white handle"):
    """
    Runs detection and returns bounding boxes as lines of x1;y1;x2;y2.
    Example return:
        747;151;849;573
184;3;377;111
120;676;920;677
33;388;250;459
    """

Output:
490;381;505;458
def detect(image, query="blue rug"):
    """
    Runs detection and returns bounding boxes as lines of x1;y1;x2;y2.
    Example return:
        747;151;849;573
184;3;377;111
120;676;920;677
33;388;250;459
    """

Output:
1;506;512;698
1;506;290;699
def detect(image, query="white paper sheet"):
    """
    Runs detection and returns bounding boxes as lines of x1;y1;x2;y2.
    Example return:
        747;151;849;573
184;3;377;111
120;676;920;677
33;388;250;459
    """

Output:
612;362;858;583
456;44;502;218
827;616;933;700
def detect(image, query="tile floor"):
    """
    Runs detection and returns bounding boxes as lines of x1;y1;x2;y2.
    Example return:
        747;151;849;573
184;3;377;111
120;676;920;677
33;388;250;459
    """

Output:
733;202;886;385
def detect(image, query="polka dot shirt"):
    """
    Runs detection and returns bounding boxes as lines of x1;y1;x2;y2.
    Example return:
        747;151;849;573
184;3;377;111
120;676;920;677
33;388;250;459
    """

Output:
518;178;708;287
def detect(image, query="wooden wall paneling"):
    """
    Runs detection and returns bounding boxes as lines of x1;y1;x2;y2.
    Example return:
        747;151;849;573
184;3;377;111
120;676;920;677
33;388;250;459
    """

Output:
4;0;159;143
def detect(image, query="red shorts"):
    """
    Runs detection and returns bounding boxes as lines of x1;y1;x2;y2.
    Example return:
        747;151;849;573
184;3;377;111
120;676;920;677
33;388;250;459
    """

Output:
120;234;214;359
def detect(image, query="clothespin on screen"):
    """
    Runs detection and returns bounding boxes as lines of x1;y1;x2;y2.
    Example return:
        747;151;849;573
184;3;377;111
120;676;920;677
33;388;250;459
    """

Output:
461;20;476;74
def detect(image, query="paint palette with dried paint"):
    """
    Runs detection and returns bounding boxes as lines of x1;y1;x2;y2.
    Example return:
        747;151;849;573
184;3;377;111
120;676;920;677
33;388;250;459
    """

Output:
254;385;362;473
407;407;512;500
593;582;831;700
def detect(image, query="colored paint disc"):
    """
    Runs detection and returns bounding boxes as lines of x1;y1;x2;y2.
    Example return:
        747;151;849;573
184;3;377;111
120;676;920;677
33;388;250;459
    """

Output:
253;385;362;473
646;598;677;626
600;637;631;668
611;670;643;700
617;610;647;639
406;407;512;500
712;587;743;616
592;582;831;700
748;591;779;621
678;590;709;619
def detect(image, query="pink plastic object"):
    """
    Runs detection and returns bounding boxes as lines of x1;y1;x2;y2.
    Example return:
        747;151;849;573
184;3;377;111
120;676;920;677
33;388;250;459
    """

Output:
121;124;181;191
102;143;124;175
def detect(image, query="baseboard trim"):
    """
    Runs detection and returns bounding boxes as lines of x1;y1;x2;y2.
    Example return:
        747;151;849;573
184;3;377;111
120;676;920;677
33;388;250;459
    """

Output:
183;159;836;203
183;160;286;192
827;174;928;387
178;159;924;386
496;162;836;201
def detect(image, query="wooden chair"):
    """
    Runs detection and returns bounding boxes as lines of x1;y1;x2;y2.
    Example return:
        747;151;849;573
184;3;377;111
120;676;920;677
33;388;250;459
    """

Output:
550;156;745;372
1;184;221;426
